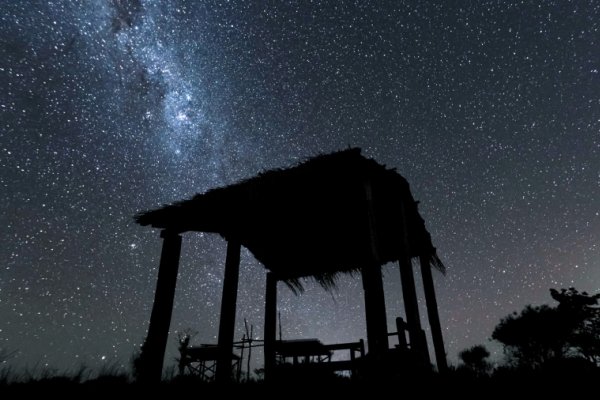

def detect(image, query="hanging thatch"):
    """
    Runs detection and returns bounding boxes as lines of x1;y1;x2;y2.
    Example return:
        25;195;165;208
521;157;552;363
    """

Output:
135;148;444;292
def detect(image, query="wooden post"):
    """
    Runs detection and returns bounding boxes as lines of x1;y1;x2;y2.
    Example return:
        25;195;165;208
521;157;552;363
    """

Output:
419;328;432;365
244;319;252;382
399;257;423;344
264;272;277;380
216;239;241;383
420;255;448;372
362;180;389;358
361;264;389;357
398;201;425;358
395;317;408;350
139;230;182;382
238;334;245;383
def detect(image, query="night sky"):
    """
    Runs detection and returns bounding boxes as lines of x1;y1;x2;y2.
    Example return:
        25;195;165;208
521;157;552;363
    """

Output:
1;1;599;375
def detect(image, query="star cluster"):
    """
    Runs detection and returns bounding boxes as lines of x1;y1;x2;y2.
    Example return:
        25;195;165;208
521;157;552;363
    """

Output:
1;1;599;372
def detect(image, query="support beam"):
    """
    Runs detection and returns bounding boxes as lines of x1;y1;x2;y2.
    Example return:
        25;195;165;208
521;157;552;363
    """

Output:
395;317;408;350
418;328;432;365
362;180;389;358
399;257;425;352
216;239;241;383
398;201;425;358
420;255;448;373
361;264;389;358
138;230;182;382
264;272;277;381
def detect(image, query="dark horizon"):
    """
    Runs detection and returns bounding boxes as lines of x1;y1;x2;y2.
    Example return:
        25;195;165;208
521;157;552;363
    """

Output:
1;0;599;375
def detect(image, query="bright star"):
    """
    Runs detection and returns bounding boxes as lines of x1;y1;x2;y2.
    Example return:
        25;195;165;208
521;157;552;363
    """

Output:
175;111;188;121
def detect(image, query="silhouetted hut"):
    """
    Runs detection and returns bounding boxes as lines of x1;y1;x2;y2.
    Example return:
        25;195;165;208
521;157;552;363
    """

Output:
134;148;447;382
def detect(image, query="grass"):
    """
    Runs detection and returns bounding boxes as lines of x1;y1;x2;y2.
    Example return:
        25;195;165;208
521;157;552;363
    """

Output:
0;361;598;397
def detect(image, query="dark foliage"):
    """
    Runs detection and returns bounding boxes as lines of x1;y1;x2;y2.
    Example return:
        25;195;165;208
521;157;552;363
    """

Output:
492;287;600;368
551;287;600;364
458;345;491;376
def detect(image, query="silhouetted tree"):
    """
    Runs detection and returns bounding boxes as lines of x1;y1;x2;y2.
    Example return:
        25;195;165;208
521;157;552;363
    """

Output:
131;343;147;382
550;288;600;364
175;329;197;376
492;287;600;369
458;345;492;376
492;304;566;368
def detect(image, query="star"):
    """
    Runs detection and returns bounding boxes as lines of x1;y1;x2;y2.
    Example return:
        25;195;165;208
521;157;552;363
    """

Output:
0;0;598;375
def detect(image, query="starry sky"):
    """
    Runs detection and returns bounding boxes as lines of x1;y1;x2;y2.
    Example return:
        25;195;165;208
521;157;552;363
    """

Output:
1;1;599;374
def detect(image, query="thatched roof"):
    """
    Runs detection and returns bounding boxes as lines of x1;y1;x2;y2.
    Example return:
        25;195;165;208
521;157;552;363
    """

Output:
135;148;443;291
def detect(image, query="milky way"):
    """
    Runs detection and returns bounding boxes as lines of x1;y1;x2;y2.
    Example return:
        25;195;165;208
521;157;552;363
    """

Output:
1;1;599;374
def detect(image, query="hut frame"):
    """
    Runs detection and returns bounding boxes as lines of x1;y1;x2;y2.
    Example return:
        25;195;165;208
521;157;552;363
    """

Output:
134;148;448;382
